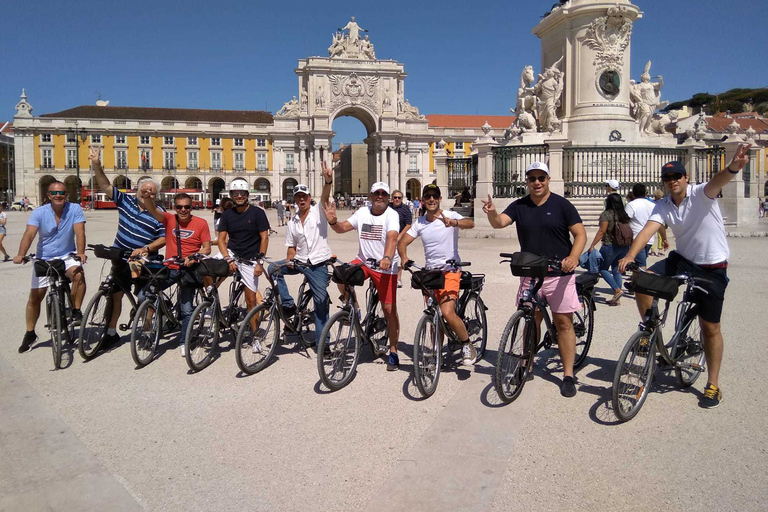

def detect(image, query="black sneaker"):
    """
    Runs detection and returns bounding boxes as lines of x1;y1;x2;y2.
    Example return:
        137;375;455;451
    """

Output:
102;332;121;349
283;304;297;319
18;331;37;353
560;376;577;398
386;351;399;371
72;309;83;325
700;383;723;409
3;255;10;262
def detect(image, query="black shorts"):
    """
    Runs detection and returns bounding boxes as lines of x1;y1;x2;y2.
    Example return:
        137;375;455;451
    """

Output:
648;251;728;324
111;260;134;293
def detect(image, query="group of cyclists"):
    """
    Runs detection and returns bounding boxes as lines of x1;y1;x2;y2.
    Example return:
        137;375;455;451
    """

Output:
12;141;752;410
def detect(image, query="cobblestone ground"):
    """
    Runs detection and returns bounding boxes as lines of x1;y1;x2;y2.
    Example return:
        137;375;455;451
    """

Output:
1;209;766;512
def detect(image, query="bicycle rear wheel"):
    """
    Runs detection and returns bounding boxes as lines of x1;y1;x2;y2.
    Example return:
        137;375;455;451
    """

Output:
573;294;595;368
463;293;487;360
296;290;317;348
366;296;389;357
317;309;360;391
494;310;535;403
675;317;705;388
412;314;441;398
185;301;219;372
48;294;63;370
79;289;112;361
612;330;656;422
235;303;279;375
130;299;161;368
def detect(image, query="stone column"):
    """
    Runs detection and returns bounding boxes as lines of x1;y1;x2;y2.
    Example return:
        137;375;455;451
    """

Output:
720;139;756;227
398;146;407;194
472;140;496;226
545;138;567;197
433;149;449;211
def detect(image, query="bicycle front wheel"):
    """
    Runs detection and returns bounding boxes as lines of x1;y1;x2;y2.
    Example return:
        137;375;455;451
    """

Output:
463;293;487;360
573;294;595;368
612;330;656;422
317;309;360;391
675;318;705;388
79;289;112;361
494;310;535;403
48;294;63;369
412;314;441;398
185;301;219;372
130;299;161;368
235;304;279;375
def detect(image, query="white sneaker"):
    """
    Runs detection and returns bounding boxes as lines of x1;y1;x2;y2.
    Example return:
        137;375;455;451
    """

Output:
252;339;263;354
461;343;477;366
180;344;186;357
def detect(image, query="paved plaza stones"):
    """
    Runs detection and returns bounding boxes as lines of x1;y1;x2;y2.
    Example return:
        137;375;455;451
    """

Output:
1;209;766;512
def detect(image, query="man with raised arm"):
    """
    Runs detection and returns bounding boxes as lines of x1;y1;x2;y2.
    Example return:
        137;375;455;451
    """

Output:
619;144;752;409
397;184;477;366
483;161;587;397
14;181;87;353
323;180;402;371
89;146;165;347
267;162;334;345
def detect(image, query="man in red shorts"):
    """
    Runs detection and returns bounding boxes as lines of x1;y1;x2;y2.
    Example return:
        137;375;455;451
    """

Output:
324;181;402;370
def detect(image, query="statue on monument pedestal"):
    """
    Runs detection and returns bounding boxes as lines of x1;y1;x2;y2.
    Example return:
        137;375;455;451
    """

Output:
276;96;300;118
300;88;308;110
511;65;538;133
339;16;367;43
360;35;376;60
329;17;376;60
316;85;325;108
398;98;424;120
633;60;667;136
533;57;564;132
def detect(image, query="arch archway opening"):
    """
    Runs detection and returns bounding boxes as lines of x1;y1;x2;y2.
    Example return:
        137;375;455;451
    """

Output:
282;178;298;202
186;177;202;190
209;177;225;205
331;109;376;199
63;175;82;203
39;175;57;203
405;178;421;202
113;175;132;190
161;177;179;191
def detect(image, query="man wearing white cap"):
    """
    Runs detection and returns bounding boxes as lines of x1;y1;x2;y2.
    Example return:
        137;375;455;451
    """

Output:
605;179;620;193
324;179;402;370
482;161;587;398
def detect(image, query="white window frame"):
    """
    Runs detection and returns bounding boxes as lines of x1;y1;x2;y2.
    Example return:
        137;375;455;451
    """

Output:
115;149;127;169
257;138;266;147
188;151;199;170
163;136;174;146
41;134;52;143
285;153;295;171
210;151;222;170
257;152;267;171
187;136;198;146
210;137;221;147
454;142;464;150
140;149;152;169
42;149;53;168
163;151;176;170
140;135;151;145
115;135;126;145
409;154;418;172
90;134;102;144
234;138;244;147
67;149;78;168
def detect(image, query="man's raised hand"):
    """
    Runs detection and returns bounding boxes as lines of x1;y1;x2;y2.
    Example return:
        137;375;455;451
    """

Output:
88;146;101;164
438;212;453;228
481;194;495;214
322;161;333;183
322;199;337;223
728;143;752;172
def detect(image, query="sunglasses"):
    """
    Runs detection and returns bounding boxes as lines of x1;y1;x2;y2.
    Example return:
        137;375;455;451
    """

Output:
49;190;67;196
527;175;548;183
393;196;403;200
230;191;248;197
662;173;684;182
175;204;192;210
372;191;389;197
423;193;440;200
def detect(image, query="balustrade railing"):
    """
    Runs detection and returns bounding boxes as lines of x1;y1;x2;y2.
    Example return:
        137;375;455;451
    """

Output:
492;145;548;198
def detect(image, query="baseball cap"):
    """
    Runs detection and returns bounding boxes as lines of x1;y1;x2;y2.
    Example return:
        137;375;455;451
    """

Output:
229;178;249;191
422;183;441;197
605;179;620;190
293;184;310;196
370;182;390;195
525;161;550;175
661;161;687;176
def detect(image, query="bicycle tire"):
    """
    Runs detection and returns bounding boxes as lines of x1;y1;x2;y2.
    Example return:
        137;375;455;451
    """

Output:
463;293;488;360
366;295;389;357
412;313;441;398
78;289;112;361
494;310;535;403
317;309;360;391
573;294;595;368
226;284;248;333
612;330;656;422
296;290;317;349
675;316;705;388
185;301;219;372
49;294;63;370
130;299;161;367
235;303;279;375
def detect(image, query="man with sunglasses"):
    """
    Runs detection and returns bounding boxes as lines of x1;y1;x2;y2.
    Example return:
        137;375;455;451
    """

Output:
618;143;752;409
324;180;402;370
15;181;87;353
89;147;166;348
483;161;587;397
217;179;270;316
388;189;412;288
398;184;478;365
143;192;211;354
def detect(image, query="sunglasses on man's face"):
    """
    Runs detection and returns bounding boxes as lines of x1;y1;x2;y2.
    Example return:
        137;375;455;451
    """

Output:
527;175;548;183
372;191;389;197
393;196;403;200
423;193;440;200
175;204;192;210
49;190;66;196
230;191;248;197
662;173;684;182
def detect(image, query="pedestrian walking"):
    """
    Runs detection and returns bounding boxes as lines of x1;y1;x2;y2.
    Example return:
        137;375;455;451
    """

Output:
0;202;9;261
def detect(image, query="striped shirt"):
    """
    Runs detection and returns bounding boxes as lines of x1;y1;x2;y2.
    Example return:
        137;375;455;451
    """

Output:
112;187;164;250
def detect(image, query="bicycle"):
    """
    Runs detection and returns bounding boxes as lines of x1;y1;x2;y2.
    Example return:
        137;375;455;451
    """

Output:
403;260;488;398
24;253;81;369
78;244;140;361
494;252;597;403
611;263;707;422
316;258;390;391
235;256;335;375
184;257;246;372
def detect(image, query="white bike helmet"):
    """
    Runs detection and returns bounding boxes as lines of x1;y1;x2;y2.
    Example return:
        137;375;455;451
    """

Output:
229;178;249;192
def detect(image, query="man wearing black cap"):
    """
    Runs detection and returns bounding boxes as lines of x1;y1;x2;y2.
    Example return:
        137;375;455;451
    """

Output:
619;143;752;409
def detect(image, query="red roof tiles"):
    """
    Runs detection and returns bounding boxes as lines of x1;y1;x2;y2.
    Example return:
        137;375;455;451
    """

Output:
40;105;273;124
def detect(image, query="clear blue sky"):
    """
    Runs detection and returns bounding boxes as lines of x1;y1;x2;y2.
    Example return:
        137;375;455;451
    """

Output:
2;0;766;147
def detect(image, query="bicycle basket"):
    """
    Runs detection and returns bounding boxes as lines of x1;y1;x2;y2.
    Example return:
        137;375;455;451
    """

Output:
93;244;127;261
508;252;549;278
199;259;231;277
34;259;66;277
411;270;445;290
331;263;366;286
633;272;679;301
459;271;485;291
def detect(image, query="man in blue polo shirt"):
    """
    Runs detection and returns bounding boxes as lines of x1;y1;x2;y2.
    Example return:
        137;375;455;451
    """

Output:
15;181;87;352
90;146;165;346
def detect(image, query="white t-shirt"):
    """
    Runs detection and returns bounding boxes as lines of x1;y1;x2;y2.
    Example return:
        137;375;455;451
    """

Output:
648;183;729;265
625;197;656;238
285;203;333;265
406;210;463;270
347;206;400;274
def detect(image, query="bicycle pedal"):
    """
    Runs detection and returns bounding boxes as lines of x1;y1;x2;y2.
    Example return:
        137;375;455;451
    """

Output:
119;323;130;331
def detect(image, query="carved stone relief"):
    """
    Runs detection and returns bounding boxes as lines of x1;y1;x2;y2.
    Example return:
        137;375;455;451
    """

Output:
328;72;379;113
580;5;634;100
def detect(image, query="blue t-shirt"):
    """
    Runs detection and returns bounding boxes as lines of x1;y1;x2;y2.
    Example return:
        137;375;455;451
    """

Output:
112;187;164;250
28;202;86;259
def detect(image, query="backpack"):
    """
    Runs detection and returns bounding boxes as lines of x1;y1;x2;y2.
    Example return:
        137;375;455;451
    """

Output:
612;220;633;246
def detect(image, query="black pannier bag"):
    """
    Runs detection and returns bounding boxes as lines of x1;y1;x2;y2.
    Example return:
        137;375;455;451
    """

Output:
411;270;445;290
332;263;366;287
34;259;66;277
509;252;550;278
633;272;680;301
459;271;485;291
199;259;231;278
93;244;127;261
